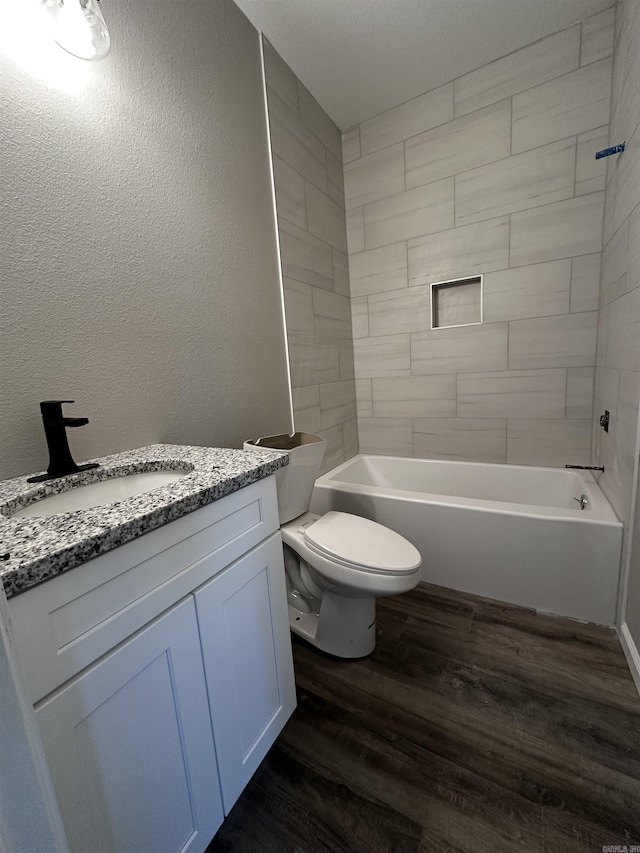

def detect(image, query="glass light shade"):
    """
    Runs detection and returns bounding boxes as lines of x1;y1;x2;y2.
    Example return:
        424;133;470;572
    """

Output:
43;0;110;61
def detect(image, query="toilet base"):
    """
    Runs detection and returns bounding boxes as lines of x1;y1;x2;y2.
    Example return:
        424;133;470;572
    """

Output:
288;591;376;659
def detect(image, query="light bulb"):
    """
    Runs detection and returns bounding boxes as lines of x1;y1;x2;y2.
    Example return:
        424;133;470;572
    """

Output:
42;0;111;61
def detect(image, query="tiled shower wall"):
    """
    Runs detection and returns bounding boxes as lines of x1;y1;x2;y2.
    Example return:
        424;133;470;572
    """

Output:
343;9;614;466
592;0;640;645
262;37;358;473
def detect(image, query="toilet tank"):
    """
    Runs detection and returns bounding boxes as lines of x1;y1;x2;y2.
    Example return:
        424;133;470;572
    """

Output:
243;432;327;524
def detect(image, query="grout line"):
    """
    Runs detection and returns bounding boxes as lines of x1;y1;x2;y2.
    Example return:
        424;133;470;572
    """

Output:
509;96;513;157
578;20;584;68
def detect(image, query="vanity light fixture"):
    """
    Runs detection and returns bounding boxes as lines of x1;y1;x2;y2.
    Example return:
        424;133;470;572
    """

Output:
42;0;110;61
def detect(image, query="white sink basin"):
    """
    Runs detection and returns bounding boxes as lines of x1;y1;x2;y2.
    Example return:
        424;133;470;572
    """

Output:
13;470;192;518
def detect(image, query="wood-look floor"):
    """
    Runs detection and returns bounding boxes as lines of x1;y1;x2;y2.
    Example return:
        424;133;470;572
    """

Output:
207;583;640;853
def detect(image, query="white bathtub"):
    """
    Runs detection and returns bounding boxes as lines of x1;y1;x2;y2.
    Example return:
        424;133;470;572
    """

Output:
311;454;623;625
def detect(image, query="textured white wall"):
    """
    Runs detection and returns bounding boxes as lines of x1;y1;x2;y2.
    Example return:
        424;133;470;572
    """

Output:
0;0;291;480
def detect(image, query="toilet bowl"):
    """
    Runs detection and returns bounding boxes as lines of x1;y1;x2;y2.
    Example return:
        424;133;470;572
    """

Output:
244;432;421;658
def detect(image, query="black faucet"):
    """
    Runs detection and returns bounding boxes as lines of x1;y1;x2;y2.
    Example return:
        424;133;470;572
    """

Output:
27;400;100;483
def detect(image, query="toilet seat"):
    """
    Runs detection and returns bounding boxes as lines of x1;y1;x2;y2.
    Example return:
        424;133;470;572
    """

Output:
304;511;421;575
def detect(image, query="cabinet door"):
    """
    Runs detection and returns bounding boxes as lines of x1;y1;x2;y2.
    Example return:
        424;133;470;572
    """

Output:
35;598;223;853
195;532;296;813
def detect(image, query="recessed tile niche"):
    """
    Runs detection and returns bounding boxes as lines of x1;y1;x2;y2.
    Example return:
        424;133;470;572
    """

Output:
431;276;483;330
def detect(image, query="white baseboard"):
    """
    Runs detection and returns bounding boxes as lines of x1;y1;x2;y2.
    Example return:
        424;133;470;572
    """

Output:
619;622;640;697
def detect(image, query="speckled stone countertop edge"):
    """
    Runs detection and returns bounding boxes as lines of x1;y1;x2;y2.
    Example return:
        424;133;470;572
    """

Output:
0;444;288;599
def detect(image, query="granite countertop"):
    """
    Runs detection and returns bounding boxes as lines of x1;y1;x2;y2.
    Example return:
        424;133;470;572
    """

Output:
0;444;288;598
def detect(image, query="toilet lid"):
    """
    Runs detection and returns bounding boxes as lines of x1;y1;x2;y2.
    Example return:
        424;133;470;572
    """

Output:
304;511;421;574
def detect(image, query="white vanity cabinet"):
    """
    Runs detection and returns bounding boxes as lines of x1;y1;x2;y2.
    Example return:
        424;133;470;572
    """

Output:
35;597;223;853
7;475;296;853
195;532;296;813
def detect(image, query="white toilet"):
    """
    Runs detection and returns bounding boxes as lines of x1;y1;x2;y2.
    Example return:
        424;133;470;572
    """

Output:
244;432;421;658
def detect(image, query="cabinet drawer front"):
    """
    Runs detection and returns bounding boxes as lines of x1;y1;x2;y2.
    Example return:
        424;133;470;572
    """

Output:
35;597;223;853
10;476;278;703
194;532;296;814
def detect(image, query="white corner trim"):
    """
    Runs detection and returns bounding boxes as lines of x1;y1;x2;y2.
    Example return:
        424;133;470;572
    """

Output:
619;622;640;697
258;32;295;437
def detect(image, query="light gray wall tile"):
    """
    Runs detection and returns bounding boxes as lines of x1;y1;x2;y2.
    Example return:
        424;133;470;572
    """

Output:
599;370;640;524
372;375;456;418
368;284;431;337
601;219;629;305
512;58;612;153
627;204;640;294
353;334;411;378
457;369;567;418
508;312;598;369
317;424;345;474
618;368;640;432
363;178;454;250
346;207;365;255
356;378;373;418
342;126;361;164
338;339;355;380
405;100;511;189
263;38;298;114
566;366;595;418
344;143;405;209
510;193;604;267
613;123;640;234
455;139;576;226
409;217;509;285
609;10;640;147
350;242;408;296
596;303;609;367
412;322;508;374
453;26;580;116
575;127;609;195
594;366;620;414
359;83;453;156
332;248;350;297
268;90;327;193
305;183;347;253
273;155;307;229
326;150;345;208
289;334;340;388
483;260;571;322
351;297;369;339
278;217;334;290
506;419;591;466
358;418;413;456
292;386;322;433
570;253;601;312
606;287;640;372
312;288;352;338
298;82;342;162
603;174;616;246
343;417;359;459
580;7;615;66
283;278;314;336
319;379;357;429
413;418;507;462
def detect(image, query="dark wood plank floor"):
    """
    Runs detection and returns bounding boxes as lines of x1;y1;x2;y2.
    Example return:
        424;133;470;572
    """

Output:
207;583;640;853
